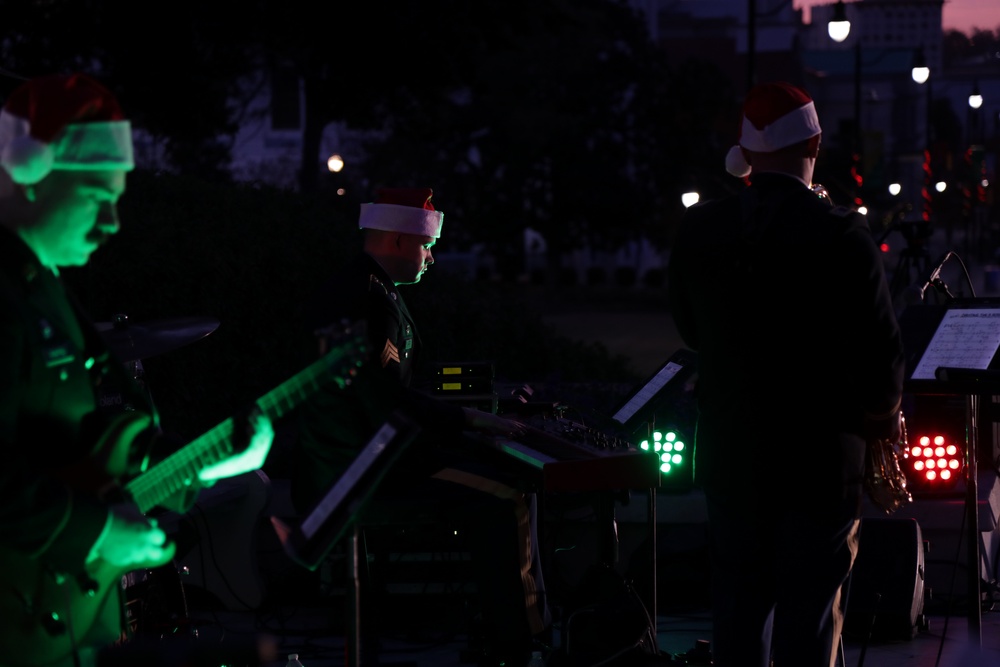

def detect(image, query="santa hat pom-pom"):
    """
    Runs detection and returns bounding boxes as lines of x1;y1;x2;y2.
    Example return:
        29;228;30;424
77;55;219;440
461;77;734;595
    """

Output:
725;145;751;178
1;135;54;185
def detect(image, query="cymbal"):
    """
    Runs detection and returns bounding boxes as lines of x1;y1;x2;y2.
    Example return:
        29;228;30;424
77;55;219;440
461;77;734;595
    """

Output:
95;316;220;362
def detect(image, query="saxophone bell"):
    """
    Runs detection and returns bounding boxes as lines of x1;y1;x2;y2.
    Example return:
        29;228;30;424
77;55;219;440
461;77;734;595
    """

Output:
865;411;913;515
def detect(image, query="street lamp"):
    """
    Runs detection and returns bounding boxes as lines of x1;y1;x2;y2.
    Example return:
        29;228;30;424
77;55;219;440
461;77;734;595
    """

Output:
965;81;987;239
827;1;850;42
910;51;929;85
969;82;983;110
911;47;933;221
911;47;930;145
827;1;863;207
326;153;346;196
969;80;984;145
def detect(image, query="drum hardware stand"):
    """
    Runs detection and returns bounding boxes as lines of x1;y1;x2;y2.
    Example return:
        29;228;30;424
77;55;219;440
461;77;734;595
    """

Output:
883;220;935;301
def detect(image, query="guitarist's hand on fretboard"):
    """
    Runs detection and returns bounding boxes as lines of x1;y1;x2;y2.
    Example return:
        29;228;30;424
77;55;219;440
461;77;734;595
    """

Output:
0;326;367;667
199;404;275;483
86;503;177;570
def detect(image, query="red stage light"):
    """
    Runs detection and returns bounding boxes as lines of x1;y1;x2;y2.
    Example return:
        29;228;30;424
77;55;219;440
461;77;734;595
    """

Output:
904;429;964;491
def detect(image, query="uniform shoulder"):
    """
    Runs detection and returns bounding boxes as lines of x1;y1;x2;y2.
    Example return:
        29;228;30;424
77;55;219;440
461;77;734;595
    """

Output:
683;193;739;218
368;272;392;296
824;204;869;228
676;194;742;240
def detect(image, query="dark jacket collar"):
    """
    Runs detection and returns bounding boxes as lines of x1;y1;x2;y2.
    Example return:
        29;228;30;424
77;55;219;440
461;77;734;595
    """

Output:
747;171;811;191
0;224;47;287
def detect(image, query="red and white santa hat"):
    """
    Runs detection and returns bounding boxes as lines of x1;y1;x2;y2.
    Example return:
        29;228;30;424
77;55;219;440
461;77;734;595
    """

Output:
358;187;444;238
0;72;134;185
725;81;822;178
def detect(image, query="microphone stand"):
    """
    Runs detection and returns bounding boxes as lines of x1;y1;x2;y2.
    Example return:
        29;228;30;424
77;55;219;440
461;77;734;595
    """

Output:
916;251;976;303
887;220;934;302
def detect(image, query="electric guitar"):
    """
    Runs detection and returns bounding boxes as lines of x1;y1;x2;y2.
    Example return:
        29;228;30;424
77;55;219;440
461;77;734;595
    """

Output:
0;326;367;667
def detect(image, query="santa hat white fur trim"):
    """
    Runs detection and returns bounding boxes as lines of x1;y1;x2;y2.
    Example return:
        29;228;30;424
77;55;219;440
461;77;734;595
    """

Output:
725;145;751;178
0;110;134;185
359;202;444;238
725;100;820;178
739;101;820;153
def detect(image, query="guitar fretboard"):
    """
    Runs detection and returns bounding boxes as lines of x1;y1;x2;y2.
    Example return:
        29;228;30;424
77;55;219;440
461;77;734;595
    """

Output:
125;331;366;512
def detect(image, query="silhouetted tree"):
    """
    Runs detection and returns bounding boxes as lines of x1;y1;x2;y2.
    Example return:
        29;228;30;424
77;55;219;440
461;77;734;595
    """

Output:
0;0;734;262
0;0;258;182
942;27;1000;67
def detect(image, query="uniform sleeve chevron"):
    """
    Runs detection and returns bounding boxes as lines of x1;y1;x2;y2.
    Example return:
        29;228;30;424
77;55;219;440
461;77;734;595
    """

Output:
380;339;400;367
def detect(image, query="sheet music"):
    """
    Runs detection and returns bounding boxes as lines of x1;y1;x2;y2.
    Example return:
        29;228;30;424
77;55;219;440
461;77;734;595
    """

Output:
300;421;397;539
911;308;1000;380
612;361;683;423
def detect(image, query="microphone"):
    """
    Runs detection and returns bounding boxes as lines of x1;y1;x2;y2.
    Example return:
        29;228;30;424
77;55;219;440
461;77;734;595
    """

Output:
915;251;955;302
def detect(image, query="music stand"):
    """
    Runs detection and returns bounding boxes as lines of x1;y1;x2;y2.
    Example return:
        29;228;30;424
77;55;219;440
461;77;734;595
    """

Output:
898;299;1000;647
272;411;420;569
270;411;420;667
608;347;698;437
601;348;697;636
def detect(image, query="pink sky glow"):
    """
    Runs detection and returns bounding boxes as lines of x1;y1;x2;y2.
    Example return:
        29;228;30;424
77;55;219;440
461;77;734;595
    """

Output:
796;0;1000;35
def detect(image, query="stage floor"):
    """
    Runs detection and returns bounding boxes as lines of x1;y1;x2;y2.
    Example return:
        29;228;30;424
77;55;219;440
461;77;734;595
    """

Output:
139;600;999;667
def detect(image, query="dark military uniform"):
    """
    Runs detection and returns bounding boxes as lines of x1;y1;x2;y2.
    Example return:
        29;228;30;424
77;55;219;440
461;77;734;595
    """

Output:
292;252;466;490
667;173;905;667
0;226;184;663
293;251;549;662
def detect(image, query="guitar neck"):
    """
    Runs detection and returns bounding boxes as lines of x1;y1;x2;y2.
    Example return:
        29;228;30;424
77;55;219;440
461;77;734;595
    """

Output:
124;333;366;512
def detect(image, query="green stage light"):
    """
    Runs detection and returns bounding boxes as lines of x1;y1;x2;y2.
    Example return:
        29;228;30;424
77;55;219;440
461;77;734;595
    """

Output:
639;429;687;476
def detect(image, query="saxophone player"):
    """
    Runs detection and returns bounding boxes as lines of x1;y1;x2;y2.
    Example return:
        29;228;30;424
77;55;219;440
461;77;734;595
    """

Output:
667;81;905;667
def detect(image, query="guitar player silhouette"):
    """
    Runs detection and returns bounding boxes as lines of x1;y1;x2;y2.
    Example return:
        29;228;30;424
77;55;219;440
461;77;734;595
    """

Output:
0;73;279;667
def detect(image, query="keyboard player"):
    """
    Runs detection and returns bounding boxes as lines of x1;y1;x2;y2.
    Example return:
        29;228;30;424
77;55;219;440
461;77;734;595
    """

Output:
290;187;550;667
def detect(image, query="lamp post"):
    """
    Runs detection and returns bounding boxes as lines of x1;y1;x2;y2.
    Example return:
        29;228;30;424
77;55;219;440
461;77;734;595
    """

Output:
748;0;756;92
969;80;983;145
325;153;347;197
911;47;932;222
966;81;986;251
747;0;796;92
911;47;930;145
828;1;862;207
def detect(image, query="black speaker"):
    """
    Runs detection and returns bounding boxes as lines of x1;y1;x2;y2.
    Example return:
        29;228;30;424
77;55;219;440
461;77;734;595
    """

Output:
981;395;1000;472
844;517;926;641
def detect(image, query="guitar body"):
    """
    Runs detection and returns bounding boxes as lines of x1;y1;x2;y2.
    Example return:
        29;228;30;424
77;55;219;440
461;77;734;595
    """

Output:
0;410;151;667
1;325;367;666
0;548;125;667
160;469;272;611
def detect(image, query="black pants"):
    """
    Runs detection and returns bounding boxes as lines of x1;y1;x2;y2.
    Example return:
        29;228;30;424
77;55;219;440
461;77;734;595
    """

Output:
704;484;862;667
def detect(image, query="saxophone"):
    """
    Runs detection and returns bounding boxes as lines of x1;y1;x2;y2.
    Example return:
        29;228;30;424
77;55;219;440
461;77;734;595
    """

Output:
865;411;913;515
810;182;832;203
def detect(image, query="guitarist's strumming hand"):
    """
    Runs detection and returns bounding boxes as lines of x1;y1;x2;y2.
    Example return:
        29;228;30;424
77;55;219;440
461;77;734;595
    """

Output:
86;503;177;570
199;403;275;483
